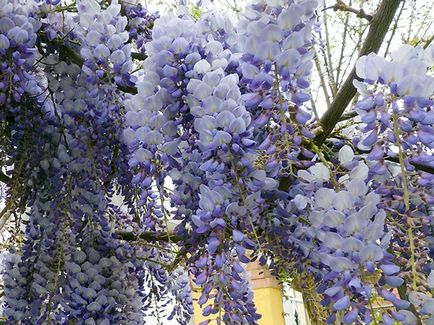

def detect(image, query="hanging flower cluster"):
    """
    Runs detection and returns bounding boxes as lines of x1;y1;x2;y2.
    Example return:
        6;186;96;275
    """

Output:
285;148;408;323
351;45;434;322
124;2;159;54
354;44;434;173
0;0;47;204
122;10;273;322
236;0;319;177
0;0;41;105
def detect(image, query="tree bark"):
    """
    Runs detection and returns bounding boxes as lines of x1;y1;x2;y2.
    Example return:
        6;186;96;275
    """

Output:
315;0;401;144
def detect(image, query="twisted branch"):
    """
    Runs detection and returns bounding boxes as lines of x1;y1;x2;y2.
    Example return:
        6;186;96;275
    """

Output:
326;0;373;21
316;0;401;144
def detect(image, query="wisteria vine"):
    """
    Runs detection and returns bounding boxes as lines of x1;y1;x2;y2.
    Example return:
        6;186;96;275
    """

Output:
0;0;433;324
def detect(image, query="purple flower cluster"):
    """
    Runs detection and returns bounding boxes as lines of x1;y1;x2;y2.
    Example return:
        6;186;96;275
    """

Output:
352;45;434;323
60;233;143;324
75;0;133;87
0;0;48;186
235;0;319;174
276;147;409;323
167;267;194;324
354;45;434;174
122;13;200;232
0;0;41;105
123;1;159;54
2;1;148;323
122;9;278;323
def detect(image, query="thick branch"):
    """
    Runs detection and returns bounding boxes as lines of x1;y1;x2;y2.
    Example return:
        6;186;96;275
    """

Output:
364;153;434;175
0;205;13;232
316;0;401;144
330;0;373;21
338;110;357;122
354;145;434;174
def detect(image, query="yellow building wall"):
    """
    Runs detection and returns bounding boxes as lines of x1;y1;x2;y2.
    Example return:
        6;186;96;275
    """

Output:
253;287;285;325
192;287;285;325
192;289;217;324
